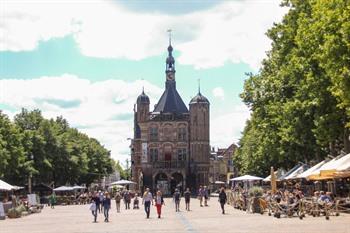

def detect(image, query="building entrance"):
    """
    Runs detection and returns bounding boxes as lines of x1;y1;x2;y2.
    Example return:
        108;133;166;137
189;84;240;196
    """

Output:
171;172;184;194
155;173;170;195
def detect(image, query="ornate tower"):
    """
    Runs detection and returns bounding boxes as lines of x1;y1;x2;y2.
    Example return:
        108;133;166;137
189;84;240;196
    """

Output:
189;86;210;189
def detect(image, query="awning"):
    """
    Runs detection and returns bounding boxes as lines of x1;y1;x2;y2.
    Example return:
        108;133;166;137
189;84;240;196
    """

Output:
110;180;136;185
297;160;326;179
72;185;86;190
0;179;14;191
308;153;350;180
53;186;74;191
284;164;309;180
230;175;263;181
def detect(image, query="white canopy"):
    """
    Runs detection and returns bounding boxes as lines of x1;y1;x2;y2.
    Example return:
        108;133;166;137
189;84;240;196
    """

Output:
308;153;350;177
0;179;14;191
72;185;85;190
230;175;263;181
53;186;74;191
284;165;308;180
331;153;350;171
110;180;136;185
214;181;225;184
297;160;326;179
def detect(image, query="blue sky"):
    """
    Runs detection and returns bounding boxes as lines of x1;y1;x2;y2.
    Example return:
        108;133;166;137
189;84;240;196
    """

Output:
0;0;287;163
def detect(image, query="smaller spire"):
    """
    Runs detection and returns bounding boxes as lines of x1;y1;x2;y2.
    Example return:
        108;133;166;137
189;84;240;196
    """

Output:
167;29;172;46
198;78;201;94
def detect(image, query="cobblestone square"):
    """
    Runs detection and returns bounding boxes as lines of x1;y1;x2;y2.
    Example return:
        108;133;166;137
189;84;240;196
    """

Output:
1;198;349;233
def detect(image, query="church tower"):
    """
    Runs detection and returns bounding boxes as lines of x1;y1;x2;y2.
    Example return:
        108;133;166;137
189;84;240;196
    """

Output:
189;85;210;188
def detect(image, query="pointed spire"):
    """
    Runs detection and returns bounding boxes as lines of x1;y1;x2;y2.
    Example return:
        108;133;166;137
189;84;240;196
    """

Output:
167;29;172;46
198;78;201;94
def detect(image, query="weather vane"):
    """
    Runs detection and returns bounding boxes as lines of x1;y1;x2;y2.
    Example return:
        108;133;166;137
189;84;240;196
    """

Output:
167;29;172;45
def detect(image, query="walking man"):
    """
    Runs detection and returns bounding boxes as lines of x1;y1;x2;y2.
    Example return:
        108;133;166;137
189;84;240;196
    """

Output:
103;192;111;222
218;187;227;214
173;189;181;212
142;188;153;218
184;188;191;211
49;192;56;209
124;190;131;210
198;186;204;207
115;191;122;213
204;186;209;206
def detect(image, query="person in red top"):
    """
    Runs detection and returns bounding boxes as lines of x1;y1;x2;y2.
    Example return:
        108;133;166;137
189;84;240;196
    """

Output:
154;190;165;218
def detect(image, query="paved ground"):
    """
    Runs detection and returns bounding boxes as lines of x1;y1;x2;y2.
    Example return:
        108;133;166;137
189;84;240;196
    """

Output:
1;198;349;233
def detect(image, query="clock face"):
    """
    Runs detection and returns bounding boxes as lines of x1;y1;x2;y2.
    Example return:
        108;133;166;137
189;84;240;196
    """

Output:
167;72;174;80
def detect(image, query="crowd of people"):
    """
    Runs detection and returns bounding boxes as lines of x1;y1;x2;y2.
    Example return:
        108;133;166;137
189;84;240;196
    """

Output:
87;185;229;223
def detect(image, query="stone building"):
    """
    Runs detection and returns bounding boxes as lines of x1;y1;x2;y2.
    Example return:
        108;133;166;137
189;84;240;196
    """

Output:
130;40;210;195
209;143;238;185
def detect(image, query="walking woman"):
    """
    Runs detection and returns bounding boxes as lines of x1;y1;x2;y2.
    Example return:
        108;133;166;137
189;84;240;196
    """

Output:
103;192;111;222
218;187;227;214
142;188;153;218
154;191;164;218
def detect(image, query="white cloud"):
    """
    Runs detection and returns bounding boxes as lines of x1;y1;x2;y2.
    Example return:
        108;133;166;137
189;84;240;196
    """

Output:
212;87;225;100
0;74;163;162
0;74;251;161
211;104;250;147
1;0;287;69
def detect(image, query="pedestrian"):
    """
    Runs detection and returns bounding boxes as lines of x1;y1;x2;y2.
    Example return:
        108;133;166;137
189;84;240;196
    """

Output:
142;188;153;219
115;191;122;213
49;192;56;209
218;187;227;214
198;186;204;207
89;199;97;223
204;186;209;206
103;192;111;222
133;194;140;209
124;190;131;209
173;188;181;212
95;192;101;213
154;191;164;218
184;188;191;211
97;191;104;213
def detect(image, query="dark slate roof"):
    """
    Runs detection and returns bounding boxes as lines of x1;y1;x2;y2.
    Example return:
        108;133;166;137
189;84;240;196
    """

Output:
137;90;150;104
153;85;188;114
190;92;210;105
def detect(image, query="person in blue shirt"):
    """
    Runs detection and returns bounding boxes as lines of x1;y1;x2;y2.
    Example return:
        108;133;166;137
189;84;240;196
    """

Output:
103;193;111;222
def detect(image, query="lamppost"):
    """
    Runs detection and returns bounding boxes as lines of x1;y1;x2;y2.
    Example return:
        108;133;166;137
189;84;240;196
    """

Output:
28;153;34;194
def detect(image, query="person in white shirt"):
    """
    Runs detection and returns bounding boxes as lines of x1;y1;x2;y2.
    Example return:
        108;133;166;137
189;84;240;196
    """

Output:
142;188;154;218
89;199;97;223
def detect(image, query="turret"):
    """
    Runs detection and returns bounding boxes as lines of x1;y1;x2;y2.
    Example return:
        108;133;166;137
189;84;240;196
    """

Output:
136;88;150;122
189;88;210;162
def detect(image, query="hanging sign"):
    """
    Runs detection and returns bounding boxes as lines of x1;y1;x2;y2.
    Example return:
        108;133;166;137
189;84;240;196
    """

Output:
141;143;148;163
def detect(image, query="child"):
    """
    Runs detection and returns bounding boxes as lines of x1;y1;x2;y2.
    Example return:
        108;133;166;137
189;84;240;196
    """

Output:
89;199;97;223
133;194;140;209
